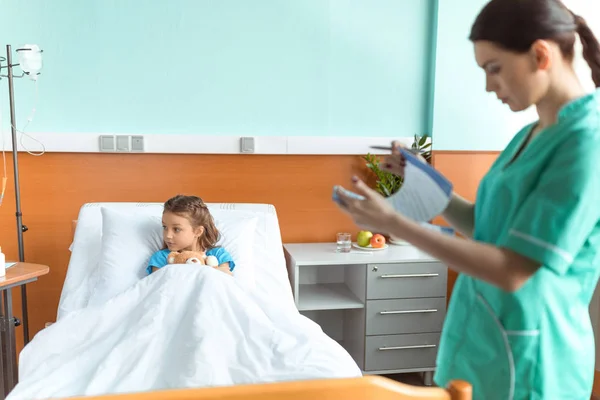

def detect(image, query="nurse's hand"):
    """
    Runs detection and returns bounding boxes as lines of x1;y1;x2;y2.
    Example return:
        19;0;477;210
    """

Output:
380;141;428;176
335;176;402;234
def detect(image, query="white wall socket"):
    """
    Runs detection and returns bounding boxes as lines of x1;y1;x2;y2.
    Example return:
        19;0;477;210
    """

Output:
240;137;255;153
98;135;144;153
99;135;115;152
131;136;144;152
116;135;130;152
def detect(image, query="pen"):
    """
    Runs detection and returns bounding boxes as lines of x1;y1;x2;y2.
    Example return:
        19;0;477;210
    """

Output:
369;146;394;151
370;146;419;154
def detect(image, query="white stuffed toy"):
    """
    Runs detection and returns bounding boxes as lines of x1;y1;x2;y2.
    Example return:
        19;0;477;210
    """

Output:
167;251;219;267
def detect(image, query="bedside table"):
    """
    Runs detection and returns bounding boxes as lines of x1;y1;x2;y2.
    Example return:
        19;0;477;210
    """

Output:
284;242;448;385
0;262;49;397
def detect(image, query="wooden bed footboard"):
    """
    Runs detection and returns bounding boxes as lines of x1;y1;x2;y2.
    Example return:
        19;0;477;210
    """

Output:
58;376;472;400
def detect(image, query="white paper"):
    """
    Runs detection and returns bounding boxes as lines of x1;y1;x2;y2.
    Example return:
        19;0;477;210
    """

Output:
420;222;455;236
5;262;16;269
386;149;453;222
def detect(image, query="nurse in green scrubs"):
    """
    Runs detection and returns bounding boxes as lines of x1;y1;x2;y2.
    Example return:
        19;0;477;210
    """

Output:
335;0;600;398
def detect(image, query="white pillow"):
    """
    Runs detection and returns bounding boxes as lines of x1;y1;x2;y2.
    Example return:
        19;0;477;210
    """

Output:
87;208;163;306
87;207;258;306
213;212;258;290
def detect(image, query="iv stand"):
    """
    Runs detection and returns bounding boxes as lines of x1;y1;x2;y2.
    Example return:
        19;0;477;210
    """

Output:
0;44;31;346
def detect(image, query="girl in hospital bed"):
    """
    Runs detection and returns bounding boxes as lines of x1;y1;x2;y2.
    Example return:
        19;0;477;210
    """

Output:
146;194;235;276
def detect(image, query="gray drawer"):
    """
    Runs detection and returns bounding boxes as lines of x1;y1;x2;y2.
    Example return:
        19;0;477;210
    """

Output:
367;262;447;300
366;298;446;336
365;333;440;372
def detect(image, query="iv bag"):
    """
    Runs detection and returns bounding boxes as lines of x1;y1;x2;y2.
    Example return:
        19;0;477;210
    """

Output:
17;44;42;80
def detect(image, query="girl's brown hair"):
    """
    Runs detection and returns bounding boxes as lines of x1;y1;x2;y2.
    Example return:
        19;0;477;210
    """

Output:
163;195;220;251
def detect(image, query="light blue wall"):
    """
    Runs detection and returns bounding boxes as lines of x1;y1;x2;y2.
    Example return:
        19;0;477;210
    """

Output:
1;0;436;137
431;0;536;151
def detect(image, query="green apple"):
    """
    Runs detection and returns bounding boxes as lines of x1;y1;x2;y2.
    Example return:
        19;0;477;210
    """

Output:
356;230;373;247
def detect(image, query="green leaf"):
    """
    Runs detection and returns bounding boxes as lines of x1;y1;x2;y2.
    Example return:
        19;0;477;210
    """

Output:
363;148;413;196
418;135;427;146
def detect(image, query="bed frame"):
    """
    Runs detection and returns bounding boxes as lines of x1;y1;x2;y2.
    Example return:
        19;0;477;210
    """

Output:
57;376;472;400
43;220;79;328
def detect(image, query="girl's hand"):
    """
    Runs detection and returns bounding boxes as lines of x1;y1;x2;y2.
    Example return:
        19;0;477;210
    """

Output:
214;265;233;276
380;141;427;177
335;177;404;235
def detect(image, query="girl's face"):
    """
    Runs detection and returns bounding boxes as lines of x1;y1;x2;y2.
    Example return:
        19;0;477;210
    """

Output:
474;40;551;112
162;211;204;252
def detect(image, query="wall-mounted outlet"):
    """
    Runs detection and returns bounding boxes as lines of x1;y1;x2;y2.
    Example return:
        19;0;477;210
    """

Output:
98;135;145;153
131;136;144;152
240;137;255;153
116;135;130;152
99;135;115;152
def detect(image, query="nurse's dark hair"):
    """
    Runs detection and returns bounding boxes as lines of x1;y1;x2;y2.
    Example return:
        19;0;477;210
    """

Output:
163;194;220;251
469;0;600;88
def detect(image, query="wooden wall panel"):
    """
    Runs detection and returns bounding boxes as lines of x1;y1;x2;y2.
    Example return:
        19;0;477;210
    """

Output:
0;152;370;353
0;150;502;359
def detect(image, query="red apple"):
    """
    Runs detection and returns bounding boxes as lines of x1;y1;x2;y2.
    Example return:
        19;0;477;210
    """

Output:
370;234;386;248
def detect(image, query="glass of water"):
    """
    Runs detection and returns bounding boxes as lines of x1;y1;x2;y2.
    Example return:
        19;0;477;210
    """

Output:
336;232;352;253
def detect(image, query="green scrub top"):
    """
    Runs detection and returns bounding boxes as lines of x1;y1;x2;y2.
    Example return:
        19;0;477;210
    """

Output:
434;89;600;400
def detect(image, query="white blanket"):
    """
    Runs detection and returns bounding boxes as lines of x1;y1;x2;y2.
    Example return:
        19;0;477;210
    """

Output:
8;265;361;399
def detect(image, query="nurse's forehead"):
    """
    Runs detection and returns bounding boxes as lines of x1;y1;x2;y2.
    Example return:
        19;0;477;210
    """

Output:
474;41;503;67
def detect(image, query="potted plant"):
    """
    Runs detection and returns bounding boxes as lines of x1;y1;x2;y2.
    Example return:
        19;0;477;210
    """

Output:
363;134;432;197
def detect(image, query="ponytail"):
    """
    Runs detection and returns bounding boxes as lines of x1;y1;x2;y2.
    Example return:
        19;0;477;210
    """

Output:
575;15;600;88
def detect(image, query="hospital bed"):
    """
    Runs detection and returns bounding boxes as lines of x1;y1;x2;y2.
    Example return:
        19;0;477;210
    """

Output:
10;202;470;399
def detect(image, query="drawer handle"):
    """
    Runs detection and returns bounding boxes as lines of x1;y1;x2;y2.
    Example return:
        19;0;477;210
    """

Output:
379;309;438;315
378;344;437;351
380;273;439;279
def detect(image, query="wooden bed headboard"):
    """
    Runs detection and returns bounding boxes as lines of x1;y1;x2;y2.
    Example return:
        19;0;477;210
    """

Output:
59;376;472;400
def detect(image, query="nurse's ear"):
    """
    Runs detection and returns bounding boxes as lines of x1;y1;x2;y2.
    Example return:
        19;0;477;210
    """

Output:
529;39;554;71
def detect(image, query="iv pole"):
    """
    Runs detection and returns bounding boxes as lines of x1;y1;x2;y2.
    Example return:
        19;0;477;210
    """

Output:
0;44;34;346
